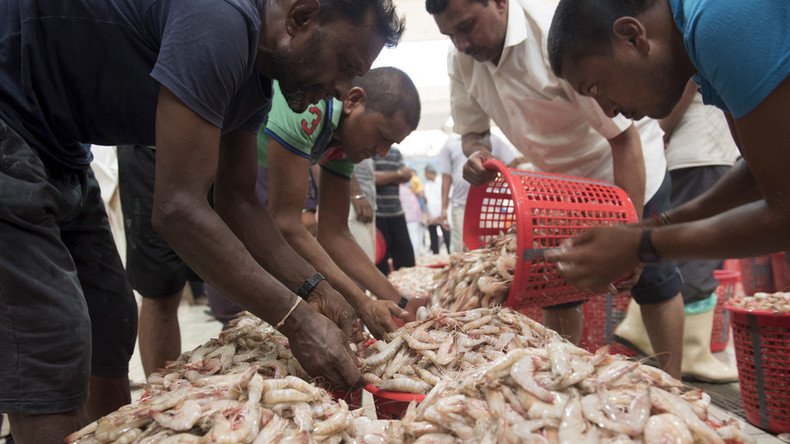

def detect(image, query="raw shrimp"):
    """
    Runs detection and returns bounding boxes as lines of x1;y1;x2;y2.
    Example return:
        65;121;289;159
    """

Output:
151;399;203;431
643;413;693;444
510;355;556;403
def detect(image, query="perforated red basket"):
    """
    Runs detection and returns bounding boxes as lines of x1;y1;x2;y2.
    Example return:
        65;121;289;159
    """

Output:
581;292;632;353
711;269;740;352
464;160;638;308
726;303;790;433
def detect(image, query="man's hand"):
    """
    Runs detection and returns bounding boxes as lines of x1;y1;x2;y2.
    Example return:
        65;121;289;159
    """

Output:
306;289;364;345
439;210;450;230
397;167;413;183
285;307;365;390
463;149;498;186
543;225;642;293
358;298;407;339
352;196;374;224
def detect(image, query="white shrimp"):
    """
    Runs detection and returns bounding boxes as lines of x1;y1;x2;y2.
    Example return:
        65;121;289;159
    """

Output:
365;337;404;367
510;355;556;403
313;401;352;436
151;399;203;431
262;388;314;404
643;414;693;444
559;395;600;444
378;376;431;394
650;387;724;444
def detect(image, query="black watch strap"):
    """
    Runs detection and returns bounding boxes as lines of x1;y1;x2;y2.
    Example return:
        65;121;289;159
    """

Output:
637;229;662;263
397;296;409;309
296;273;326;299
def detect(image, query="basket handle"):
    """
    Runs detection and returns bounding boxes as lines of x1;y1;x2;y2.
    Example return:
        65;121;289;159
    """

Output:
482;158;507;173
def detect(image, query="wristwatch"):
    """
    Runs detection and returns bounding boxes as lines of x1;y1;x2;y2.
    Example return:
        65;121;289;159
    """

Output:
296;273;326;299
397;296;409;309
637;229;662;263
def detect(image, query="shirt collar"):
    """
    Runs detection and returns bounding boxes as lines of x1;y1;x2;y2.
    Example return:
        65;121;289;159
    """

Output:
503;0;528;50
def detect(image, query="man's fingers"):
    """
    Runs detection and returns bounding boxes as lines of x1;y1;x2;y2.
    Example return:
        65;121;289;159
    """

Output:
335;351;366;390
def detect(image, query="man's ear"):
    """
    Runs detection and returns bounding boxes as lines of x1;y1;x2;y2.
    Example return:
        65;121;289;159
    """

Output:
285;0;321;37
612;17;650;54
342;87;367;115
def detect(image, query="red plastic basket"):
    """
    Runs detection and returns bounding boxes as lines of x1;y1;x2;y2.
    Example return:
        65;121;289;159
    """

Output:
739;256;774;295
711;270;740;352
464;160;638;308
364;384;425;420
580;292;632;353
726;303;790;433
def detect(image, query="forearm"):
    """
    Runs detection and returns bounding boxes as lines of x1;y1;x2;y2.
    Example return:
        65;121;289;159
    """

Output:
666;158;761;224
462;131;491;157
154;196;310;332
320;228;402;304
441;176;452;213
659;80;697;141
609;126;646;216
654;199;790;259
374;170;404;186
214;194;320;291
279;218;371;309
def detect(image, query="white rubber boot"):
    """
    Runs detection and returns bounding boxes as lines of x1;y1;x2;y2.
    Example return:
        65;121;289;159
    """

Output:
680;308;738;383
614;300;655;356
615;300;738;383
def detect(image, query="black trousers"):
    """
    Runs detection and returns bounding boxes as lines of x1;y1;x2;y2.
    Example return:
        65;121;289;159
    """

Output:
376;214;415;275
427;223;450;254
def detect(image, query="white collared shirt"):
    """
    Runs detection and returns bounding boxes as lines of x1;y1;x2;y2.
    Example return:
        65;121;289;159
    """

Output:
665;94;740;170
448;0;666;201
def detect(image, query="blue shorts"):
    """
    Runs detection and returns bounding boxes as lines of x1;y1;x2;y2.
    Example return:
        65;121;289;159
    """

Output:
547;172;683;309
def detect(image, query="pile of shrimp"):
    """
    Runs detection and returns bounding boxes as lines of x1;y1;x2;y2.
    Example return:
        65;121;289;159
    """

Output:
363;307;561;394
415;254;450;268
66;313;381;443
430;225;517;311
397;347;754;444
728;291;790;313
389;266;445;300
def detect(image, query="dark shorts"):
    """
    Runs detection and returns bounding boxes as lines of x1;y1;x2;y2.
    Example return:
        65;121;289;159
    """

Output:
547;172;683;309
376;214;416;274
0;122;137;414
118;145;201;298
670;166;731;303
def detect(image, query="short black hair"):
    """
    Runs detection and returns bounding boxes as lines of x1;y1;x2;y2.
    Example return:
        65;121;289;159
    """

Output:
321;0;405;47
353;67;421;130
425;0;488;15
548;0;658;77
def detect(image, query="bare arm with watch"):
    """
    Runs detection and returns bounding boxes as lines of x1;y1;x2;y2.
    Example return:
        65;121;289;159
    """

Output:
268;140;408;339
318;169;427;322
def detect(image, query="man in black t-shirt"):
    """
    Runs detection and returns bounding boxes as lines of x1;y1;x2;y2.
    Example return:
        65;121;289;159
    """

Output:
0;0;405;441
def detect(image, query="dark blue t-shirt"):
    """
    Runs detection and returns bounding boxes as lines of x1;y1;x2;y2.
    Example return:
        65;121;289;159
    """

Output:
0;0;272;169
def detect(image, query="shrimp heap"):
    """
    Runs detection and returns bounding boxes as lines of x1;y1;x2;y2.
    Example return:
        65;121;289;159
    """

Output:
363;307;561;394
389;266;444;300
416;253;450;267
430;225;517;311
397;347;754;443
66;313;381;443
728;291;790;313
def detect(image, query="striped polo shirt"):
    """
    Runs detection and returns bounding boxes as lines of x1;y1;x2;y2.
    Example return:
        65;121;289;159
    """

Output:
373;148;405;217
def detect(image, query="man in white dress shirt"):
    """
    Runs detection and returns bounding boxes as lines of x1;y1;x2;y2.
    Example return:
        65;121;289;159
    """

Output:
427;0;685;377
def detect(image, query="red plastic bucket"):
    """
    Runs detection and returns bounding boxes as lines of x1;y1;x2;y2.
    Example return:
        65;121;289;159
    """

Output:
464;159;638;308
726;303;790;433
711;269;740;352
